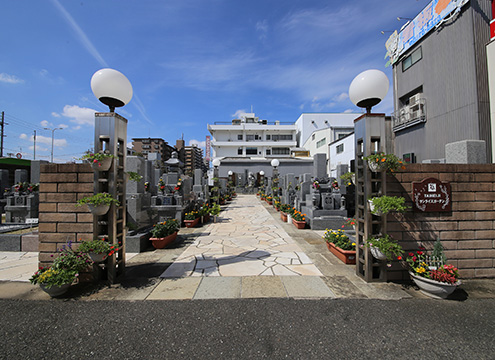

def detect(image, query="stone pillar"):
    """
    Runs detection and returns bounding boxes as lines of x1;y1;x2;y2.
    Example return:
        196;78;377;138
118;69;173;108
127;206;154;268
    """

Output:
15;169;28;184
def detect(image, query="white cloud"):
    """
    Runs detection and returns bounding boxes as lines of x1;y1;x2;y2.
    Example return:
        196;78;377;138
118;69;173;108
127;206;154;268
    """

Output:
19;134;28;140
0;73;24;84
59;124;69;129
232;109;248;118
51;112;61;118
335;92;349;102
40;120;51;127
59;105;96;126
20;133;67;148
29;145;49;152
189;139;206;148
256;20;268;41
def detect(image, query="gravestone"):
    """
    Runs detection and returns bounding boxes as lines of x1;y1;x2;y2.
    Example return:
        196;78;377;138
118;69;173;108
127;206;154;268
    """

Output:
445;140;486;164
15;169;28;184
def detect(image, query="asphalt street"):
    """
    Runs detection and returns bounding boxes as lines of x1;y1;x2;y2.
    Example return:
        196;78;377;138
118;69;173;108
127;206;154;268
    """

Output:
0;298;494;359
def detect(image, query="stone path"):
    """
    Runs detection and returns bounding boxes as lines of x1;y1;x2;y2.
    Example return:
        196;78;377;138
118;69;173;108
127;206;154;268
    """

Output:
160;195;322;278
0;252;38;282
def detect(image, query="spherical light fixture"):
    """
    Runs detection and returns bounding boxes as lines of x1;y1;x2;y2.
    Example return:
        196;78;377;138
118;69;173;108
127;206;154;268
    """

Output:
260;170;265;176
348;69;389;113
91;68;133;112
271;159;280;168
212;158;221;167
228;170;233;176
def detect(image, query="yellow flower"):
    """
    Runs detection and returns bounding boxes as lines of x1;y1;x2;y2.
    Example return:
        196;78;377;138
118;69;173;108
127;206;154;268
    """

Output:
416;267;426;274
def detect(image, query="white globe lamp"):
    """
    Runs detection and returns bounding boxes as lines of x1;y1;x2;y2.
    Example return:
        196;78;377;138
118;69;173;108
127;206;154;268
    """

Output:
228;170;233;176
212;158;221;168
271;159;280;168
349;69;389;113
260;170;265;176
91;68;133;112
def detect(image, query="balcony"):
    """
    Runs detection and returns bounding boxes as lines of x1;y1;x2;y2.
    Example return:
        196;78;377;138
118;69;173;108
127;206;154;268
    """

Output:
392;97;426;132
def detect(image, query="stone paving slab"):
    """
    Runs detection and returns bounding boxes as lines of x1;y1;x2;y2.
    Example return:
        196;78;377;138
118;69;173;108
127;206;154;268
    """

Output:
281;276;336;299
240;276;288;298
194;277;242;299
147;278;202;300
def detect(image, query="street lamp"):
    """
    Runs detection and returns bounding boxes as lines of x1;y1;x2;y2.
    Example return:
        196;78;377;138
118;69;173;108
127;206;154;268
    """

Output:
270;159;280;196
348;69;389;114
259;170;265;188
91;68;133;112
44;127;63;163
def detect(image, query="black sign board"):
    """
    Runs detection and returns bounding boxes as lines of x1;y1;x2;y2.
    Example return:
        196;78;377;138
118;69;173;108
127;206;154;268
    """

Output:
412;177;451;212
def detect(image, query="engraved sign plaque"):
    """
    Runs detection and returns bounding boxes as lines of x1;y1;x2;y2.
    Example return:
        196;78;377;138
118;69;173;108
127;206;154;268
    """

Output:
412;177;451;212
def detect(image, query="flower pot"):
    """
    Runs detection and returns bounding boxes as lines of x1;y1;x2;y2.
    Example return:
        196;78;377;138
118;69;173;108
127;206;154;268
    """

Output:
368;200;382;216
409;272;461;299
40;283;71;297
88;252;107;263
150;231;178;249
87;203;110;216
201;214;210;224
370;246;387;261
184;218;200;228
292;219;306;229
91;156;113;171
326;242;356;265
267;201;273;205
368;161;386;172
280;212;287;222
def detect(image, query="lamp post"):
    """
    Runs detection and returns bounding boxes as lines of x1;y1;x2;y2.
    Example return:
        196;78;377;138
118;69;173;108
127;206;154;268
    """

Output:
348;69;389;114
212;158;221;204
44;127;63;163
91;68;133;113
270;159;279;196
259;170;265;189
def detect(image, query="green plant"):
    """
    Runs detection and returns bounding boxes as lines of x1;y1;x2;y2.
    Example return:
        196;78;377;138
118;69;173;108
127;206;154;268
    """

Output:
405;248;459;283
14;182;39;193
78;238;119;256
344;218;357;227
126;171;142;182
363;153;405;172
185;210;199;220
81;151;114;167
432;238;447;264
365;234;403;261
29;267;78;288
323;229;355;251
369;196;407;215
76;192;120;207
198;203;210;216
340;172;354;186
158;178;166;193
292;209;306;222
209;203;221;216
150;218;180;238
279;204;291;213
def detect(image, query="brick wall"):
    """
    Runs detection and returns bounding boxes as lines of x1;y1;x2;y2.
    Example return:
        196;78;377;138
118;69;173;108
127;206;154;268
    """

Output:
38;163;94;268
387;164;495;279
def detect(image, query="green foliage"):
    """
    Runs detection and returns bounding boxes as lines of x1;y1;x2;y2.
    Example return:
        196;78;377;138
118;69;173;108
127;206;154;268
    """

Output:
369;196;407;215
77;238;119;256
198;203;210;216
80;151;114;166
323;229;355;251
151;219;180;238
30;267;77;288
366;234;403;261
185;210;199;220
279;204;291;213
363;153;405;172
209;203;221;216
432;238;447;263
76;192;120;207
126;171;143;182
340;172;354;186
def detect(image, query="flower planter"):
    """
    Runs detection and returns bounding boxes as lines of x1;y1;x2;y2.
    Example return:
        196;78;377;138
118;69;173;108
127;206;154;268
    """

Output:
184;218;200;228
267;201;273;205
91;156;113;171
370;246;387;261
88;252;107;263
326;242;356;265
87;204;110;216
292;219;306;229
409;271;461;300
368;161;387;172
201;214;210;224
280;212;287;222
40;283;71;297
367;200;382;216
150;231;178;249
287;214;292;223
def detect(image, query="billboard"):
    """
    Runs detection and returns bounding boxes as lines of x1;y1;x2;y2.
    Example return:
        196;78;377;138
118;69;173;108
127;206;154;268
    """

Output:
385;0;469;66
205;135;211;161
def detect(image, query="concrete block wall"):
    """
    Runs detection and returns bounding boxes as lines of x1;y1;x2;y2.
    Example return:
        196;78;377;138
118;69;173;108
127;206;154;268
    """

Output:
38;163;94;268
386;164;495;279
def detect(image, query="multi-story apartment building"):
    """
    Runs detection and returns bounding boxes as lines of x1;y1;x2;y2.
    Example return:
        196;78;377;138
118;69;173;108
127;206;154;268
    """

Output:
207;113;297;159
131;138;175;161
386;0;492;162
184;144;205;176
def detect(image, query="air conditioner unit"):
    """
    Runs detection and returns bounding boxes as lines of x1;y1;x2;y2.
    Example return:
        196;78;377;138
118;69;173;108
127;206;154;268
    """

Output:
411;110;419;120
409;93;421;106
232;119;241;125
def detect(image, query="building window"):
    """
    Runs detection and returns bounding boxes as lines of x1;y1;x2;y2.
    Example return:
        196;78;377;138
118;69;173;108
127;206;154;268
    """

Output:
266;134;271;140
266;149;271;155
316;138;326;148
246;135;254;141
154;145;160;149
402;47;422;72
272;134;293;141
142;145;151;149
272;148;290;155
238;134;243;140
312;134;315;141
238;147;243;155
336;144;344;154
246;147;257;155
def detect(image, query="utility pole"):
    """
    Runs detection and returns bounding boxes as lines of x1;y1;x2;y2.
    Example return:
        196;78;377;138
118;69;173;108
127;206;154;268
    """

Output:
44;127;63;163
1;111;4;158
33;130;36;160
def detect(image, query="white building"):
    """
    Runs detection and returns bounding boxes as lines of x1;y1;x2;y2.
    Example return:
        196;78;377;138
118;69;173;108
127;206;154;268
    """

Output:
295;113;359;148
328;133;355;178
207;113;297;159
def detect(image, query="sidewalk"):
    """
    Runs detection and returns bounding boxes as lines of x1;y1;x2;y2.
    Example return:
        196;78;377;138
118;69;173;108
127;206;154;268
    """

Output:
1;195;494;301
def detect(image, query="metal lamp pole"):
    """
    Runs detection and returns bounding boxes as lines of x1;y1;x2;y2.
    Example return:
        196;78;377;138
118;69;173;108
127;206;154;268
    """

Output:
44;127;63;163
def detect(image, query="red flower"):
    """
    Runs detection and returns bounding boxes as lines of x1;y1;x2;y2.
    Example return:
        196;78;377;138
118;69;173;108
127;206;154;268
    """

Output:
412;256;417;262
417;251;423;255
397;256;402;260
408;252;414;257
419;246;426;250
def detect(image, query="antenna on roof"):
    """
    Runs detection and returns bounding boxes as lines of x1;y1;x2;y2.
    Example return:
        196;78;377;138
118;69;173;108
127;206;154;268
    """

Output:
251;105;253;113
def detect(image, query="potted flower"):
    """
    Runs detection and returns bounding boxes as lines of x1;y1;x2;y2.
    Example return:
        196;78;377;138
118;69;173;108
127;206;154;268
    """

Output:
158;178;166;194
292;210;306;229
144;181;150;192
77;237;119;263
279;203;290;222
323;229;356;264
331;180;339;190
81;151;114;171
199;203;210;224
368;196;407;216
150;218;180;249
30;241;92;297
340;172;355;186
209;203;221;222
344;217;357;231
184;210;200;228
365;234;403;262
405;248;461;299
312;180;320;190
363;153;405;173
265;196;273;205
76;192;120;215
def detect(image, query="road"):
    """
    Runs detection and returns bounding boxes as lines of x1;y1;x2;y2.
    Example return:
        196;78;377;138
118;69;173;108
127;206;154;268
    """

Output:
0;298;494;359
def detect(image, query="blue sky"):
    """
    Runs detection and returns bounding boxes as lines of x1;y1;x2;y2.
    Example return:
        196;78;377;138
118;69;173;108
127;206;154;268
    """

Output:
1;0;428;163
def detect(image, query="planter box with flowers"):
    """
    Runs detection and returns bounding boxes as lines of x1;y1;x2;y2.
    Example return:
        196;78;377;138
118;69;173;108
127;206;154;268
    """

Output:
198;203;210;224
265;196;273;205
368;196;408;216
323;229;356;264
363;153;405;173
184;210;200;228
150;219;180;249
365;234;403;264
77;237;120;263
76;192;120;216
81;151;114;172
292;210;306;229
